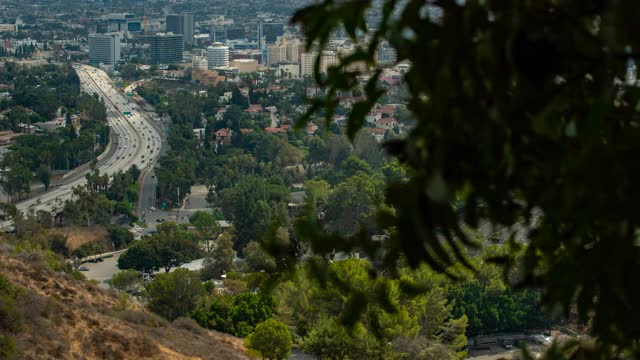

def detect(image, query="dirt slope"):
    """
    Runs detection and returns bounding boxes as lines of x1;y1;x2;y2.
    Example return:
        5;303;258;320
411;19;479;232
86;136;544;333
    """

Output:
0;254;253;360
49;226;110;252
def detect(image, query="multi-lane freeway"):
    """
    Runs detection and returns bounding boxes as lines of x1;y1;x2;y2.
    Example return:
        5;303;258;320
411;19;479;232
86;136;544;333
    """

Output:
1;64;162;229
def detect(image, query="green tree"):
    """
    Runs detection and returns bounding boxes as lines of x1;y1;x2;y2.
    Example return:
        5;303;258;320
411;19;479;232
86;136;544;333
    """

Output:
118;225;200;273
36;165;51;191
354;132;384;169
145;269;203;321
108;225;134;249
246;319;292;360
221;104;247;130
304;179;331;209
153;223;202;272
242;241;276;272
325;134;351;167
190;292;275;337
308;136;327;164
325;172;383;236
340;155;372;179
201;232;235;280
301;317;353;359
292;3;640;354
190;210;221;252
127;165;141;181
109;269;142;293
231;88;249;110
220;177;288;251
302;318;389;360
230;293;275;336
1;161;32;201
441;315;469;360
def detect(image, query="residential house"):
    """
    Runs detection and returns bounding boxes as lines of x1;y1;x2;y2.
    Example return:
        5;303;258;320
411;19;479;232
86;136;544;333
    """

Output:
0;130;23;146
17;123;38;135
377;104;397;116
215;128;232;144
244;104;262;119
375;117;397;131
215;106;228;121
365;111;382;126
158;70;184;79
265;126;287;134
333;115;347;127
218;91;233;103
34;117;66;132
191;67;224;86
193;128;205;142
366;127;386;142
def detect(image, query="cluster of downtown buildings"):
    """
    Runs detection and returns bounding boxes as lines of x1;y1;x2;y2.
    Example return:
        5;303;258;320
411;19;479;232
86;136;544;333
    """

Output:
87;12;398;78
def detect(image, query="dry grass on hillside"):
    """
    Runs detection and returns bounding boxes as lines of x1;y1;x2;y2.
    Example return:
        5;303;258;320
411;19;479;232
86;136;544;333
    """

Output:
48;226;109;252
0;253;253;360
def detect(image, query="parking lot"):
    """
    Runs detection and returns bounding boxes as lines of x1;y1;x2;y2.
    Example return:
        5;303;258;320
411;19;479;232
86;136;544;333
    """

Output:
79;251;125;287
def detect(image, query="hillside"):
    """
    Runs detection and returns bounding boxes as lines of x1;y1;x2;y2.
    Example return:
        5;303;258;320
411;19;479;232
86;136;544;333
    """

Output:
0;251;253;360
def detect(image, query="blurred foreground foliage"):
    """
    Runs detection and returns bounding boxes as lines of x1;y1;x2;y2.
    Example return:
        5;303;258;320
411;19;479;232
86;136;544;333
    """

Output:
286;0;640;357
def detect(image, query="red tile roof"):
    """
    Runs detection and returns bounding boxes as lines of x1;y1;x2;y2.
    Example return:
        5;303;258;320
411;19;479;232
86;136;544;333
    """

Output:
367;127;386;134
245;104;262;113
265;127;287;134
216;128;232;137
376;118;397;124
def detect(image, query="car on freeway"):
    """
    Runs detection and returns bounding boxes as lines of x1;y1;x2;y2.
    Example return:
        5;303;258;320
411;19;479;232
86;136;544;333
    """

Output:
79;266;89;271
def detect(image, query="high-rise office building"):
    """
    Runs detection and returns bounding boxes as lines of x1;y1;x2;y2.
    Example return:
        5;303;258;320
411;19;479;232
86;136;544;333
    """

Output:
148;33;184;64
207;42;229;69
165;15;180;33
300;50;337;77
166;14;194;44
262;22;284;43
98;14;142;36
257;22;263;51
267;36;301;66
192;55;209;70
89;33;121;67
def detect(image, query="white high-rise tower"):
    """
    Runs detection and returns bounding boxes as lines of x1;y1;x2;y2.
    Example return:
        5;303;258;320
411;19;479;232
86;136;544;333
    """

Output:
207;42;229;69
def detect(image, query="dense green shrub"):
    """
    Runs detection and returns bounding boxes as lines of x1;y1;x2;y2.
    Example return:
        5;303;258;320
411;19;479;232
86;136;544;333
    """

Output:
191;292;275;337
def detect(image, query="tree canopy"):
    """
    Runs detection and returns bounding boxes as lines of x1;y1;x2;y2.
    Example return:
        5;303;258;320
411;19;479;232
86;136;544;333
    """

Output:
246;319;292;360
145;269;203;321
292;0;640;356
118;222;201;273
